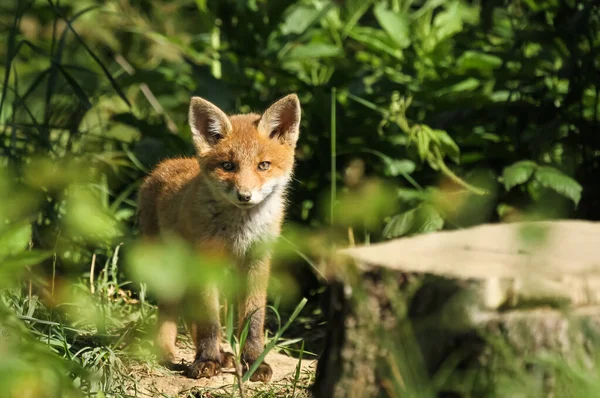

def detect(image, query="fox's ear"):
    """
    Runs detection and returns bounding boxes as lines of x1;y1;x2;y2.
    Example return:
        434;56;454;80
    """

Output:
189;97;232;154
258;94;301;146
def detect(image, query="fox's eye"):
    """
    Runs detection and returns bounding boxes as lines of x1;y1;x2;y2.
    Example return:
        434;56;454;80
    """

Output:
258;161;271;171
221;162;235;171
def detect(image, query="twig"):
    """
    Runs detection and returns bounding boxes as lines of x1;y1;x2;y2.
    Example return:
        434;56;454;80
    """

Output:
89;253;96;294
114;54;178;134
348;227;355;248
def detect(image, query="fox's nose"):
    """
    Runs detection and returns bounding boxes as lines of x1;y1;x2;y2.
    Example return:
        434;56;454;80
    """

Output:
237;191;252;203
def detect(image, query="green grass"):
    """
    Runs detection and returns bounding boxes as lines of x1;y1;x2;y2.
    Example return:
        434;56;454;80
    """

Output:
0;243;317;398
0;264;152;396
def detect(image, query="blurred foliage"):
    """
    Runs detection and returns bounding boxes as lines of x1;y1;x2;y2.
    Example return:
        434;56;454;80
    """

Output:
1;0;600;396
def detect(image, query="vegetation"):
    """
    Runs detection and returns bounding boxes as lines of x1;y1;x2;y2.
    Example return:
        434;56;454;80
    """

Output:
1;0;599;397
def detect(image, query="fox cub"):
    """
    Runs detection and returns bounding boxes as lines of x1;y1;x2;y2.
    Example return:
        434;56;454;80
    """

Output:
137;94;301;383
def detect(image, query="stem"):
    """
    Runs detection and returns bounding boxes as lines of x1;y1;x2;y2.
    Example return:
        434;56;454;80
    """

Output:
235;364;246;398
211;21;222;79
330;87;337;226
433;150;487;195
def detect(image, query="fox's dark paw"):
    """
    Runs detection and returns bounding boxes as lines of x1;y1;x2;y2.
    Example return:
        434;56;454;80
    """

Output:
187;359;221;379
220;351;235;369
243;361;273;383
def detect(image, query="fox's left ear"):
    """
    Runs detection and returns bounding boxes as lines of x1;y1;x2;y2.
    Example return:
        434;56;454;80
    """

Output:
258;94;301;146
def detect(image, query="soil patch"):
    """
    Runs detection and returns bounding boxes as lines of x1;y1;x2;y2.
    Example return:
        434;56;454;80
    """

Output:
128;341;316;397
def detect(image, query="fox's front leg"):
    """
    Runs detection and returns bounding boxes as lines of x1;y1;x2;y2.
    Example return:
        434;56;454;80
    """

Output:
157;301;179;364
184;285;228;378
238;255;273;383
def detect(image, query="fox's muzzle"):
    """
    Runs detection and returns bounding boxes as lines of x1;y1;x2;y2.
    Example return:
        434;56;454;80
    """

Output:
237;191;252;203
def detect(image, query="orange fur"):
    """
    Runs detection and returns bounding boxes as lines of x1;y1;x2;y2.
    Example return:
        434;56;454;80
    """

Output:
137;94;301;383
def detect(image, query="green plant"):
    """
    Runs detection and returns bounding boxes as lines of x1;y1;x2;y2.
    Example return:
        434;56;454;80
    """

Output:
2;0;600;396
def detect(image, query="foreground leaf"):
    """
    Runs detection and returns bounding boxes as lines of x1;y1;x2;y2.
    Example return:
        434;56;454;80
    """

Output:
0;222;31;259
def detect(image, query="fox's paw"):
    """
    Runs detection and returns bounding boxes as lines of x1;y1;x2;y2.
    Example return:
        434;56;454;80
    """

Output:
220;350;235;369
243;361;273;383
187;359;221;379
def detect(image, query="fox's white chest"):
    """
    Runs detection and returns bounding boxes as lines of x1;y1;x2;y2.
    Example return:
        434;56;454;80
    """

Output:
208;194;283;258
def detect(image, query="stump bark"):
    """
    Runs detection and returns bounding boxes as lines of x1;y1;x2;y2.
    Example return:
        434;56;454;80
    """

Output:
312;221;600;397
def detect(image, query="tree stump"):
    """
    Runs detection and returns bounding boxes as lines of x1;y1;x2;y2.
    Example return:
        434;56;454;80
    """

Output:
312;221;600;397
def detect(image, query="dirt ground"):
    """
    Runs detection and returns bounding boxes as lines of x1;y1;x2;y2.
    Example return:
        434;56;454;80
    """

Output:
128;340;317;397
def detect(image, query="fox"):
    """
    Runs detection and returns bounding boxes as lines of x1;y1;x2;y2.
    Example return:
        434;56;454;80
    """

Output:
136;94;301;383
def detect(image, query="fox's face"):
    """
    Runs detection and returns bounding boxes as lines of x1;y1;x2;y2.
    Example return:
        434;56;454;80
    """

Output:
189;95;301;208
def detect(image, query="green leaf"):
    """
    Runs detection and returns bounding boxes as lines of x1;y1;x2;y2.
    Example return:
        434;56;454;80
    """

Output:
383;204;444;239
194;0;207;12
285;43;341;60
434;129;460;163
281;5;320;35
433;2;480;42
502;160;537;191
373;3;411;49
413;204;445;234
534;166;582;205
457;51;502;72
436;78;480;96
397;188;427;202
342;0;378;38
384;208;416;238
383;158;415;177
348;26;404;60
415;128;431;162
356;149;415;178
127;239;189;302
0;222;31;259
0;245;50;288
2;250;52;269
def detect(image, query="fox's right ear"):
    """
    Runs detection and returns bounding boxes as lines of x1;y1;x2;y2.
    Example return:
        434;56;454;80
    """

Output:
189;97;232;154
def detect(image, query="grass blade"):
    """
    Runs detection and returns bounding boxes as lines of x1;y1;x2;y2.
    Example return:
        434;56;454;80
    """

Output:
346;91;389;115
226;302;234;344
47;0;131;107
58;66;92;109
0;0;34;118
18;69;50;105
292;340;305;397
242;297;307;382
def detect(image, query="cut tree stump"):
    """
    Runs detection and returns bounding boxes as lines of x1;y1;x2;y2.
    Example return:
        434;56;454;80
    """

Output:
312;221;600;398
